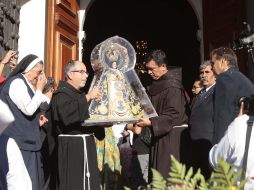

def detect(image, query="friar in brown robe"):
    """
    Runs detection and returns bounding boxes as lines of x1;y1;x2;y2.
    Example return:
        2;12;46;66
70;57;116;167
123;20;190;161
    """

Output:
136;50;189;180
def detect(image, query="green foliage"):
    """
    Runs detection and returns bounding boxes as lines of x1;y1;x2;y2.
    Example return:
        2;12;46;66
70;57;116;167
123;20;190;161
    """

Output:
209;158;248;190
141;155;248;190
148;169;167;190
166;155;207;190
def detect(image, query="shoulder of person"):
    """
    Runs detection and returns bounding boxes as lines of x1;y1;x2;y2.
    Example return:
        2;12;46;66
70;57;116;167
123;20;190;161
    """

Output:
217;71;234;81
225;114;249;146
10;77;26;87
54;86;84;102
228;114;249;132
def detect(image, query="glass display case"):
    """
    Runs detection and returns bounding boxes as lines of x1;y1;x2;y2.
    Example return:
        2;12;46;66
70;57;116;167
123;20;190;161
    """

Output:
83;36;157;126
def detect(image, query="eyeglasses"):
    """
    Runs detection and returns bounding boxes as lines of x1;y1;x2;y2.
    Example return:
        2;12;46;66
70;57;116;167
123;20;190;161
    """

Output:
70;70;89;76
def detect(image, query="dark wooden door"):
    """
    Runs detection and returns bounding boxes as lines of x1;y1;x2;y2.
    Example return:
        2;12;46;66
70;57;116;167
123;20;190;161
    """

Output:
46;0;79;82
203;0;245;56
203;0;246;71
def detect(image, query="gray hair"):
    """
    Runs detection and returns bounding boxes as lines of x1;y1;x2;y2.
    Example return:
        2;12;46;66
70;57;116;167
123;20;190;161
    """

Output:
64;60;76;79
200;60;212;70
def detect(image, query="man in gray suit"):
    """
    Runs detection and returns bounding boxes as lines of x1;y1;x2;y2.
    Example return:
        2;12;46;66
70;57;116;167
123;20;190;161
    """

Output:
189;60;216;179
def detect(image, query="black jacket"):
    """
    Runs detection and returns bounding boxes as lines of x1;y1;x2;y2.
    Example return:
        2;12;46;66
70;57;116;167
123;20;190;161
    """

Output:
213;67;254;144
189;85;215;143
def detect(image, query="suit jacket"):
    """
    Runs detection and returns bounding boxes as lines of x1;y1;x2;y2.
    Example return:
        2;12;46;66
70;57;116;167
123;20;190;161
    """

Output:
189;85;215;143
213;67;254;144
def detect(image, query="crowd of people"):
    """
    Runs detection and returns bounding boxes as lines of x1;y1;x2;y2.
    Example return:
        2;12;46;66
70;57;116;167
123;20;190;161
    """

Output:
0;46;254;190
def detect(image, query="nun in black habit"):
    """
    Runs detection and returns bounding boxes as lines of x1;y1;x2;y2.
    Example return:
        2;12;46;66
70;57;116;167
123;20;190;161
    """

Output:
0;54;49;190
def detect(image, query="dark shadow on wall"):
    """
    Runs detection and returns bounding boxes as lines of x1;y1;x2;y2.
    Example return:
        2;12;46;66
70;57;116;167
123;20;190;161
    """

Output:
83;0;200;94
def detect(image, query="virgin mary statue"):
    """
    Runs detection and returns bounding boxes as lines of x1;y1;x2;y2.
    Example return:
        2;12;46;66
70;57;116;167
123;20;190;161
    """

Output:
84;36;157;126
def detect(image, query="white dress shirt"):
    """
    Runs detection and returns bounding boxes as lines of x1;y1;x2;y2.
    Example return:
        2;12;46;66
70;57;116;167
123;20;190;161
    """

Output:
209;114;254;189
6;138;32;190
205;82;216;92
9;75;50;116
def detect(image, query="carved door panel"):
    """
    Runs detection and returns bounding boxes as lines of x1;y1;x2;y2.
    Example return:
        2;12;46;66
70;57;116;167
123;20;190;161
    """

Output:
46;0;79;82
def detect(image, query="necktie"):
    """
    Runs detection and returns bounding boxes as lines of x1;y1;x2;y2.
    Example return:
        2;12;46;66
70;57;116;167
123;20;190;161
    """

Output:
199;88;206;98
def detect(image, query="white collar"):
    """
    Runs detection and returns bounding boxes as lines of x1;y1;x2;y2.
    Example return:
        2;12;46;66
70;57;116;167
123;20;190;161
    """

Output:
205;82;216;92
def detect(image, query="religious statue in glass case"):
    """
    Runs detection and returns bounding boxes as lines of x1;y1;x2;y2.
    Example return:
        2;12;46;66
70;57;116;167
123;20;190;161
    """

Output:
83;36;157;126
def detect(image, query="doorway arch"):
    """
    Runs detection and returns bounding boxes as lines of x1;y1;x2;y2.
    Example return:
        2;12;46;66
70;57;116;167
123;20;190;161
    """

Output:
82;0;200;94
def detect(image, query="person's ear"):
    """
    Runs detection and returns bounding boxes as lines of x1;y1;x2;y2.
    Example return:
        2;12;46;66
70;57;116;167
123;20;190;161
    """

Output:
221;58;229;67
161;64;167;71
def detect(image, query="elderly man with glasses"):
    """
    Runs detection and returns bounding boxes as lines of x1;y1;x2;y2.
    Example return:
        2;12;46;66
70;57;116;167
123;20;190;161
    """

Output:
46;60;102;190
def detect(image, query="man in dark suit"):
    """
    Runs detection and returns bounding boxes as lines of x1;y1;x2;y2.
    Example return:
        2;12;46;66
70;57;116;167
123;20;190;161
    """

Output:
211;47;254;144
189;60;216;179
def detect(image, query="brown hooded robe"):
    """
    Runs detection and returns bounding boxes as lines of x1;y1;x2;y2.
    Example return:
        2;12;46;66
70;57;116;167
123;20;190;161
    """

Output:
148;68;189;179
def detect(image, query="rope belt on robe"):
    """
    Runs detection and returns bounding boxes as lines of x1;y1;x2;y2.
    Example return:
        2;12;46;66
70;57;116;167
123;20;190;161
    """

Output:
58;134;93;190
172;124;188;129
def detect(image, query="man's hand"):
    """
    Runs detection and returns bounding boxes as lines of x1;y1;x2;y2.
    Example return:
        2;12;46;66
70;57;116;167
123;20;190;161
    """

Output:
1;50;16;65
136;118;152;127
39;115;48;127
9;57;17;71
133;124;142;134
122;130;130;137
123;123;142;135
44;87;54;99
86;87;102;101
125;123;134;130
